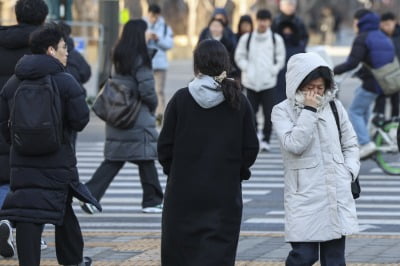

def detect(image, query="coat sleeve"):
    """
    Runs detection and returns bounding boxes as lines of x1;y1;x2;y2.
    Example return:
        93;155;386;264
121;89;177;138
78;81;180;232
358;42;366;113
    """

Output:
62;74;90;132
337;100;360;179
155;25;173;51
0;87;10;144
273;34;286;74
157;93;177;175
240;96;259;180
234;33;249;71
134;65;157;113
334;35;367;75
271;103;318;155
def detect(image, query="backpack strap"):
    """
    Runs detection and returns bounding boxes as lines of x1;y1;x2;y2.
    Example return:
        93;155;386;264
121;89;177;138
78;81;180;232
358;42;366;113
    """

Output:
272;32;277;64
246;32;253;59
329;100;342;140
246;31;276;64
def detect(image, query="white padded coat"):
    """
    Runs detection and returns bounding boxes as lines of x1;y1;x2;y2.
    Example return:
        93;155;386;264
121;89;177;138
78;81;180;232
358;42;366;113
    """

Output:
271;52;360;242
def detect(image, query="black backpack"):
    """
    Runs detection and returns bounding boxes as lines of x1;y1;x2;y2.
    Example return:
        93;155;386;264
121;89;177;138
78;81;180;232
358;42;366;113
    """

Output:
10;75;63;156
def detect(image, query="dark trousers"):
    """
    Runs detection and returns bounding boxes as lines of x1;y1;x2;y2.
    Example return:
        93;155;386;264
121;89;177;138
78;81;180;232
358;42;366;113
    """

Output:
246;88;275;142
16;200;83;266
86;160;163;208
373;93;399;117
286;236;346;266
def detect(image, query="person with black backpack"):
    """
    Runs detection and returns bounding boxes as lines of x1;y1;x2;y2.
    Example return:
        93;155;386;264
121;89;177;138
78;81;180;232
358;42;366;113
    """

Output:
0;0;49;257
234;9;285;152
81;19;164;215
0;24;98;266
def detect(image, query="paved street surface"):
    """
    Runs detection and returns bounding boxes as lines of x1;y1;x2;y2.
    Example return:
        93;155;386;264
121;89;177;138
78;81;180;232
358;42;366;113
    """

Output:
1;48;400;265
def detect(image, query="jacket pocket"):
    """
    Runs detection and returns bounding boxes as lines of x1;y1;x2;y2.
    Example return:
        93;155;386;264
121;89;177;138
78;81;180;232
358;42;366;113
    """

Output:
286;157;320;193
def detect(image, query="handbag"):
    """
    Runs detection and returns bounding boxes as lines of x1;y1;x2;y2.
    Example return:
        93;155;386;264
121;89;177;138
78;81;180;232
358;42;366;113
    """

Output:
329;101;361;199
92;75;142;129
364;57;400;96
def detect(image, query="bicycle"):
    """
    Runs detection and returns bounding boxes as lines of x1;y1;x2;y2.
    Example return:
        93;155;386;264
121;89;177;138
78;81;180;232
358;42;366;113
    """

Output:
335;68;400;175
368;115;400;175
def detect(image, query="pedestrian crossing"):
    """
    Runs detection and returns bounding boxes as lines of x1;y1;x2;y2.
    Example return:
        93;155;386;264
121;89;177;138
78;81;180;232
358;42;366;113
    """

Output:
64;139;400;234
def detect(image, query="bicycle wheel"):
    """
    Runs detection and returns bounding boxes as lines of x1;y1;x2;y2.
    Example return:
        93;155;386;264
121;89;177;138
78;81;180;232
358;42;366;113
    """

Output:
374;121;400;175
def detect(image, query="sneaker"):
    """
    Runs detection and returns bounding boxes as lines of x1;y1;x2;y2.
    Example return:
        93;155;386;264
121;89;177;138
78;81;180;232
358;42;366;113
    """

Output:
83;256;92;266
260;141;270;152
0;220;15;258
80;202;97;215
142;204;163;213
41;238;48;250
360;141;376;159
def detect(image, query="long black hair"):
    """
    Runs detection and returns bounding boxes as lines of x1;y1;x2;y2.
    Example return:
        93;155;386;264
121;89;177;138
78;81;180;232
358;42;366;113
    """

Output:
113;19;151;75
297;66;334;92
194;39;241;109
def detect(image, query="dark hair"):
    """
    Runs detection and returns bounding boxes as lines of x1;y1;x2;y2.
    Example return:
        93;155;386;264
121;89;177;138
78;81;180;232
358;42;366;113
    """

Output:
256;9;272;20
148;4;161;14
113;19;151;75
15;0;48;25
381;12;396;22
237;15;253;35
29;23;65;54
193;40;241;109
58;21;72;36
354;9;371;20
297;66;333;92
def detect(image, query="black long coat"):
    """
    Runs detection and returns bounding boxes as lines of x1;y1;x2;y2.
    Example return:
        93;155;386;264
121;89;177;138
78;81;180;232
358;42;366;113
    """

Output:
0;54;100;225
158;88;259;266
0;24;39;185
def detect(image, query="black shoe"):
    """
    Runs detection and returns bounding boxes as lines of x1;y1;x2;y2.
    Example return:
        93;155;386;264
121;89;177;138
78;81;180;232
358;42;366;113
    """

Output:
0;220;15;258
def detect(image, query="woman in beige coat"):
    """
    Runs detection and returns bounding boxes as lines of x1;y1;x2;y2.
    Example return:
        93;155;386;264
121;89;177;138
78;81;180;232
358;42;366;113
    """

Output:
271;52;359;265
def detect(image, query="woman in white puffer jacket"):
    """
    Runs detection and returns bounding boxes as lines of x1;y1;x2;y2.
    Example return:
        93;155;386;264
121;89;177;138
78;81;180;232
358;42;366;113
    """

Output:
271;52;359;265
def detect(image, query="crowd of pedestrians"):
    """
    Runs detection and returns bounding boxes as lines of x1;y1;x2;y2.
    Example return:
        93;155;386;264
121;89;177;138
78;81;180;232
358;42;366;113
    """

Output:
0;0;400;265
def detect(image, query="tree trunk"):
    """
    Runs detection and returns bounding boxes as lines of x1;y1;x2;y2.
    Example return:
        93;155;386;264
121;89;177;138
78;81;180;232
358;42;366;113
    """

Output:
124;0;143;19
162;0;189;35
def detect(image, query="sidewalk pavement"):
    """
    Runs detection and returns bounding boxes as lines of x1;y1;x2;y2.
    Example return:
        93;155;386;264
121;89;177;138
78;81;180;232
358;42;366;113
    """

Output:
0;231;399;265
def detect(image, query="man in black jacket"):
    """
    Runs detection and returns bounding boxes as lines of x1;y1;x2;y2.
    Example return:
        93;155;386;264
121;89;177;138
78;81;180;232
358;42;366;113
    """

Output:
0;24;98;266
0;0;48;258
373;12;400;122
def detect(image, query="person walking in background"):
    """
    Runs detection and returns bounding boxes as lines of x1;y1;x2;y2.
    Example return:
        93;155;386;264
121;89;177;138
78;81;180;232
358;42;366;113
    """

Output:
158;39;259;266
272;52;360;265
274;20;306;104
372;12;400;123
0;0;48;258
58;21;92;148
334;9;396;159
81;19;164;215
144;3;173;126
272;0;308;104
0;23;98;266
236;15;253;42
235;9;285;152
199;7;237;47
198;18;237;78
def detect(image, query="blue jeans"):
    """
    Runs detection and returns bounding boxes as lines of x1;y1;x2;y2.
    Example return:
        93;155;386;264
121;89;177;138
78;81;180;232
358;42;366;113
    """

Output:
0;184;10;209
348;87;377;145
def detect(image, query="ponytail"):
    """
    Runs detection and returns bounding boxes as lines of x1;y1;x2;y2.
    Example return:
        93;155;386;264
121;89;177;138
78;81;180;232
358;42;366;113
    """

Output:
220;78;241;110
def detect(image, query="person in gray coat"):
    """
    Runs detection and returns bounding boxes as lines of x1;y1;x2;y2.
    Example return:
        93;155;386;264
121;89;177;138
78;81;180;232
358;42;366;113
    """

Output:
81;19;163;214
271;53;359;265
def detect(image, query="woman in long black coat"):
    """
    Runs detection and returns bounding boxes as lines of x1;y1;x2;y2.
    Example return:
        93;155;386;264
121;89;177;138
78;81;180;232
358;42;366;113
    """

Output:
158;40;259;266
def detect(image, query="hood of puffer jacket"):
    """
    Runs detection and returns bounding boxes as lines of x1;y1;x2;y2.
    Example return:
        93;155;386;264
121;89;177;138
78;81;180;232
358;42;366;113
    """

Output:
188;75;225;109
285;52;337;110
